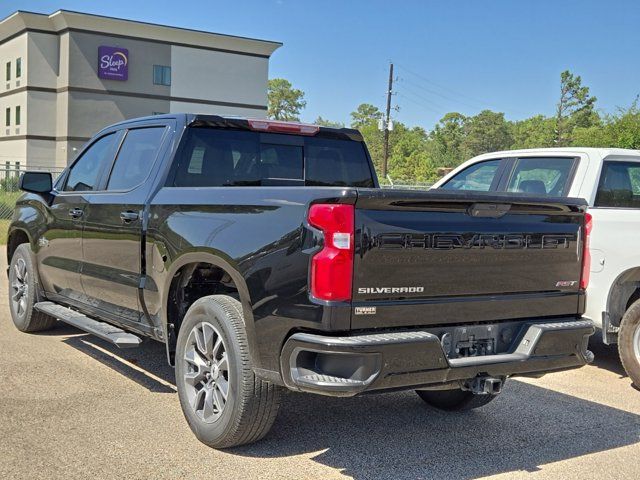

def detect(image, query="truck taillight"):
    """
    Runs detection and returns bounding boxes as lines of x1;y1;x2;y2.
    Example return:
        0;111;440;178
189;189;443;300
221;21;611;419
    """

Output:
580;212;592;290
308;204;354;302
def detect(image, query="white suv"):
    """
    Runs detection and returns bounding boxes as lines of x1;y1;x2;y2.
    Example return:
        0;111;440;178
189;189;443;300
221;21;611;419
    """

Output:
434;148;640;386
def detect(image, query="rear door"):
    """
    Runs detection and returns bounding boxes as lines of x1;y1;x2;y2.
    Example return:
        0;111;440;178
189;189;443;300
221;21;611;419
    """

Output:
352;190;586;329
38;132;121;301
80;123;171;328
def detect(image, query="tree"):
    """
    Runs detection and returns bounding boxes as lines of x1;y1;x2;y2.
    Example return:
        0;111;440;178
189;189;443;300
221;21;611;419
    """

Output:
510;115;556;149
313;116;345;128
461;110;513;158
429;112;467;167
572;97;640;149
388;125;432;181
350;103;383;129
555;70;597;146
267;78;306;121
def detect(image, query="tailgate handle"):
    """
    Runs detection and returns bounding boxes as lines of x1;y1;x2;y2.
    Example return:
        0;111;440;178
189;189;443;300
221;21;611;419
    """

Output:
468;203;511;218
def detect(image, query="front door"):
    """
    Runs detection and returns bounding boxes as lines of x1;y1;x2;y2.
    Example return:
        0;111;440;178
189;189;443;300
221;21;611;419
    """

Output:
80;125;169;329
37;132;121;302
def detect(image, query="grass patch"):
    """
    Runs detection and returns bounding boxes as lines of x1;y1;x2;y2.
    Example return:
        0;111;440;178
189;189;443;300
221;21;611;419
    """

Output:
0;219;12;245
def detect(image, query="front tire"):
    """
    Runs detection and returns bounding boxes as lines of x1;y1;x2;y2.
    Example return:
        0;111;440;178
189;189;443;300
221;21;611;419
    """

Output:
618;299;640;388
8;243;55;332
416;388;498;411
175;295;282;448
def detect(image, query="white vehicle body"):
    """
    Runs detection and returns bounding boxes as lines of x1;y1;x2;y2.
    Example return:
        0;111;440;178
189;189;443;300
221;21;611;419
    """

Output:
433;147;640;344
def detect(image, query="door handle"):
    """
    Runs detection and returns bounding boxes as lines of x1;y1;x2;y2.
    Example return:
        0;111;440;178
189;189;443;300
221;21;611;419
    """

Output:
120;211;139;223
68;208;84;219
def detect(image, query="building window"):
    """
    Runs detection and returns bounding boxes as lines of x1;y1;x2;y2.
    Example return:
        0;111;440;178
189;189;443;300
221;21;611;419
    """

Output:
5;62;10;81
16;58;22;78
153;65;171;86
5;107;10;127
15;106;21;126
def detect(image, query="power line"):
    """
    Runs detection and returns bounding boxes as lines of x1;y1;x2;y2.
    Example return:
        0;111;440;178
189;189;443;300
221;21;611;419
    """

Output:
395;62;530;117
396;63;491;107
397;84;447;111
401;77;485;110
396;93;442;115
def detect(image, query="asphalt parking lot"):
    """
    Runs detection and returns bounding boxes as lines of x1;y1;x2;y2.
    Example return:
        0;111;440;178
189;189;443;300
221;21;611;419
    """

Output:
1;253;640;480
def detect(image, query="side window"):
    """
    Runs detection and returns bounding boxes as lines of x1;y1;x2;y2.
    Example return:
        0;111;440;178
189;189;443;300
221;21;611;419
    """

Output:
506;157;575;196
107;127;165;191
441;160;502;192
595;161;640;208
64;133;117;192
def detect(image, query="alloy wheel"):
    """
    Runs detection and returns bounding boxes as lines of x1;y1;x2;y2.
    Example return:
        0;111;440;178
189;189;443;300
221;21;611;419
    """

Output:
10;258;29;318
182;322;230;423
633;323;640;362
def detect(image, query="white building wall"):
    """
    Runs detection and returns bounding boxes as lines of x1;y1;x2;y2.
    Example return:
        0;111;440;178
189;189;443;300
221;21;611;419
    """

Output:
0;34;26;91
168;101;266;118
26;90;57;137
26;31;59;88
0;139;26;169
27;139;59;169
0;90;27;136
169;45;269;111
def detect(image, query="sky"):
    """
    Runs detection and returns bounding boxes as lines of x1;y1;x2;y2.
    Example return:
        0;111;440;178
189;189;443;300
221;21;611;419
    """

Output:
4;0;640;130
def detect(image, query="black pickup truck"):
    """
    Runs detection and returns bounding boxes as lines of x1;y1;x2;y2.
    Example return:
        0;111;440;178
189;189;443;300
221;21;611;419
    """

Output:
8;114;594;448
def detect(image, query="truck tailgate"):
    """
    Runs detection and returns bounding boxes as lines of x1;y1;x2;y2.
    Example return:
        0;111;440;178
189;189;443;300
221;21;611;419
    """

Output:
352;190;587;329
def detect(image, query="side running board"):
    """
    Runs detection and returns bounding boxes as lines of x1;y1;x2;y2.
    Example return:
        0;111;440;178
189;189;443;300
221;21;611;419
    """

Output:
34;301;142;348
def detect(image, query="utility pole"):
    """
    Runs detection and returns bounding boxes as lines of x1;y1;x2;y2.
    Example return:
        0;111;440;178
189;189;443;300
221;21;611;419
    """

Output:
382;62;394;179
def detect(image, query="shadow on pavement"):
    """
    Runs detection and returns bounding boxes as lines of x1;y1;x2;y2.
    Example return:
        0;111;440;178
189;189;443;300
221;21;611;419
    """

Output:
61;331;176;393
589;336;627;377
233;383;640;479
50;323;640;479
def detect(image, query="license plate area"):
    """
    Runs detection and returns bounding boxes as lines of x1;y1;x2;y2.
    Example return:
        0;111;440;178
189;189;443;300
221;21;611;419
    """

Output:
440;324;507;359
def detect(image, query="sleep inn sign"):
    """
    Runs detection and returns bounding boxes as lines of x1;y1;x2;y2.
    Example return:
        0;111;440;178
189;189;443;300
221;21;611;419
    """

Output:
98;46;129;80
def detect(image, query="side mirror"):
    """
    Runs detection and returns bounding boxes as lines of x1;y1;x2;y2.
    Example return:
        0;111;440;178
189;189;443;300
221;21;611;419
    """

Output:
19;172;53;194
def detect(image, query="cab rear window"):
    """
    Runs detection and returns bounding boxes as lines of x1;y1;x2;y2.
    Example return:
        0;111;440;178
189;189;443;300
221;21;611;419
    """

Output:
171;128;375;188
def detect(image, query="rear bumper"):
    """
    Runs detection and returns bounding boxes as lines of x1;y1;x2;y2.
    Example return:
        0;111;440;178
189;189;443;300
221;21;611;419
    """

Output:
280;319;595;396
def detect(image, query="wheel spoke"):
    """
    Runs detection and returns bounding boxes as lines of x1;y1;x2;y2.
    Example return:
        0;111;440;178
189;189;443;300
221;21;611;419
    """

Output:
184;369;206;386
212;336;223;360
191;386;206;412
217;353;228;373
19;260;27;280
11;288;21;302
202;387;216;419
17;297;26;315
216;377;229;401
13;263;23;282
195;324;214;359
212;385;225;412
184;346;208;371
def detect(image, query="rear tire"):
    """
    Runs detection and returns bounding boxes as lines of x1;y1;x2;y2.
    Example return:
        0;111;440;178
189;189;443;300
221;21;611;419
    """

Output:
175;295;282;448
618;299;640;388
416;388;498;411
8;243;55;333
